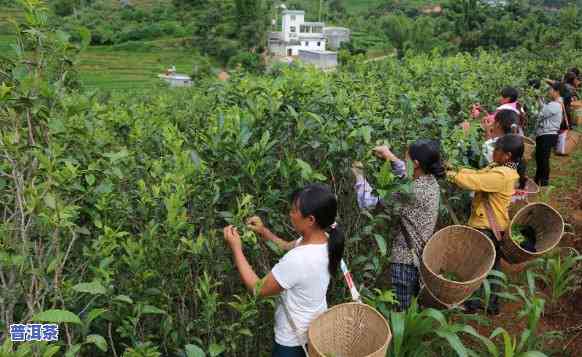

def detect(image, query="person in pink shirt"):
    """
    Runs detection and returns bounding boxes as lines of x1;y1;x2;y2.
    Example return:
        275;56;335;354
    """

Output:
471;87;525;138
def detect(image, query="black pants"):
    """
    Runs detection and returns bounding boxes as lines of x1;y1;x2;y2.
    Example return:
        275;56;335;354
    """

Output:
272;342;306;357
534;134;558;186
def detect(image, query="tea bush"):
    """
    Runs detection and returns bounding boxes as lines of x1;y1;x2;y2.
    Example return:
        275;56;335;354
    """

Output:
2;2;582;356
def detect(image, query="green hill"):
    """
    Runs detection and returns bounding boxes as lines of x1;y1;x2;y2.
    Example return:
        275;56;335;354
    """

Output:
344;0;442;13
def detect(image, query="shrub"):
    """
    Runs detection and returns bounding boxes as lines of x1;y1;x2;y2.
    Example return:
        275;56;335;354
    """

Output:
228;52;264;73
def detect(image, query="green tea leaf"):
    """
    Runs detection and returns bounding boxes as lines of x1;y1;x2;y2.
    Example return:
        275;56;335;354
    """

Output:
44;194;56;210
142;305;166;315
208;343;225;357
64;344;82;357
374;234;387;256
85;334;107;352
72;281;106;295
185;344;206;357
113;295;134;304
33;309;81;324
42;345;61;357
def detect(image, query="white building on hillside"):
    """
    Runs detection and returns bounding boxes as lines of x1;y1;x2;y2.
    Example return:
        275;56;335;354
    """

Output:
481;0;507;6
324;27;351;50
298;50;337;69
269;10;327;57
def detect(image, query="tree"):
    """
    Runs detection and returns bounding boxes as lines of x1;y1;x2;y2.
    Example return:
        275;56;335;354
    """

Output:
559;4;579;33
192;0;237;59
445;0;485;36
329;0;345;16
382;13;413;59
410;16;438;53
234;0;271;51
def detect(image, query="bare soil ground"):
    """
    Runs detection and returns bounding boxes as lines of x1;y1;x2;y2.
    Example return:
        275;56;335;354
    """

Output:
475;147;582;356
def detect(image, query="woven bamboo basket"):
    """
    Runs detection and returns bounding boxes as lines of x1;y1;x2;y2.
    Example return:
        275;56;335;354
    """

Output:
308;302;391;357
511;178;540;205
500;258;529;274
502;203;564;264
418;285;455;310
522;136;536;162
566;131;581;154
420;225;496;305
573;109;582;126
556;131;581;156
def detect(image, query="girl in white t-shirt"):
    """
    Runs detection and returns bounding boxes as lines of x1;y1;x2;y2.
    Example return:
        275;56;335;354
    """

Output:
223;183;345;357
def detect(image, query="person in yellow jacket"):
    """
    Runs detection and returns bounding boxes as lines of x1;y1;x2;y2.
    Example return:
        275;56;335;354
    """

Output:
448;134;525;315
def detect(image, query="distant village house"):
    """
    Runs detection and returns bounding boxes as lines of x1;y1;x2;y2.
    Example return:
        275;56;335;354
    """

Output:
269;10;326;57
268;9;350;70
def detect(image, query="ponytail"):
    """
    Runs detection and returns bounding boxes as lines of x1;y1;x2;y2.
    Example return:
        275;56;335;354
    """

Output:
427;161;446;179
495;135;526;189
408;139;446;179
326;224;345;275
515;102;527;128
495;110;519;134
292;183;345;276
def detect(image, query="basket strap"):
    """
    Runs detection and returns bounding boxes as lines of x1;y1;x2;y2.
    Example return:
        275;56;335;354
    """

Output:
278;260;362;355
484;196;504;242
340;259;362;303
561;102;570;129
278;295;310;357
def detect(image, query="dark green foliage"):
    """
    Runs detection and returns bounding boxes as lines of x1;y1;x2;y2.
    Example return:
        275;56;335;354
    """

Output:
228;52;265;74
55;2;189;45
3;1;582;356
6;30;580;352
191;54;214;80
234;0;270;51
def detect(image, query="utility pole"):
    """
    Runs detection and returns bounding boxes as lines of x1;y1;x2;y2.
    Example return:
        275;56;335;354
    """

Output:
319;0;323;22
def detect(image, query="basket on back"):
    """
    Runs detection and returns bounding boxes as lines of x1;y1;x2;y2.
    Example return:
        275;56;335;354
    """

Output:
522;136;536;162
420;225;496;305
511;178;540;205
555;131;581;156
502;203;564;264
510;178;540;217
573;108;582;126
418;285;453;310
308;302;391;357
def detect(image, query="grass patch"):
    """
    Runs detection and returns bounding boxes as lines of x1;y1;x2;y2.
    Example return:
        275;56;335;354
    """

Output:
0;31;201;90
548;140;582;195
0;7;21;54
0;7;23;34
0;34;15;54
0;6;203;91
78;46;200;90
343;0;386;13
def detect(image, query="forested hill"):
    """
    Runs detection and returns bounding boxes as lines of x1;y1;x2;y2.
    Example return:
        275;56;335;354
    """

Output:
8;0;582;66
1;0;582;88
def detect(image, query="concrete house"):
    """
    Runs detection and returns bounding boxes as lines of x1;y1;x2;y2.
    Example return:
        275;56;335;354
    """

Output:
481;0;507;6
268;10;327;57
324;27;351;50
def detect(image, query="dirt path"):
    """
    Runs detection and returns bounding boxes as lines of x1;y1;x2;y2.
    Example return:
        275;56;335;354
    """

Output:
477;145;582;356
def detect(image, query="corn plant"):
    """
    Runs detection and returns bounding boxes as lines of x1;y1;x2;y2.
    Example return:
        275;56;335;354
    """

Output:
493;271;562;354
531;248;582;305
488;328;548;357
388;300;491;357
2;2;582;355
